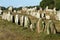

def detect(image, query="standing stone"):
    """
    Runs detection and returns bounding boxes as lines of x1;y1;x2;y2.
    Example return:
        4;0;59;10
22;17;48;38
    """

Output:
27;11;30;15
18;15;20;25
0;9;2;15
10;15;13;22
5;13;7;20
36;13;40;18
42;20;45;31
15;14;18;24
27;9;31;15
30;23;36;31
45;20;56;34
36;19;42;33
30;24;33;31
32;12;36;16
56;11;60;20
45;22;50;34
2;12;7;20
6;12;11;21
46;15;50;19
53;8;56;14
13;10;16;13
8;6;13;12
30;11;33;16
20;15;24;26
12;15;15;23
24;16;31;28
45;6;48;11
2;12;5;19
42;13;45;19
49;20;56;34
24;16;28;27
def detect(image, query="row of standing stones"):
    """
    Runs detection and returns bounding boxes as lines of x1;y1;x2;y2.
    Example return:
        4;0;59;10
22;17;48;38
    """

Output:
1;11;57;35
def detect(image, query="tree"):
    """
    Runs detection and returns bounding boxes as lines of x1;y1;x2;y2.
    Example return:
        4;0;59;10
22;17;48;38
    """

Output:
40;0;55;9
55;0;60;10
40;0;60;10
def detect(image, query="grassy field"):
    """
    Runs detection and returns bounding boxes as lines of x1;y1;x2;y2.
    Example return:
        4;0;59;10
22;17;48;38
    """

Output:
0;17;60;40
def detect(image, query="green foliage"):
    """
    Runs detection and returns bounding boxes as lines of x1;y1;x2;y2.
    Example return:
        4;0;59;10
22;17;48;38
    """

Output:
55;0;60;10
40;0;60;10
0;6;6;10
25;5;40;10
13;7;22;11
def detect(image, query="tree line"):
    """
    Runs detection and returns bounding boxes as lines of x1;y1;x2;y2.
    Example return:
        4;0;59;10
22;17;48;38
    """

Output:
40;0;60;10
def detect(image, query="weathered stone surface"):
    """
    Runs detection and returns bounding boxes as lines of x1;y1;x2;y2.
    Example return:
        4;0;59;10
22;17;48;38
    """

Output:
46;15;50;19
15;14;19;24
30;24;33;31
30;23;36;31
32;12;36;17
24;16;31;28
10;15;12;21
36;13;40;18
53;8;56;14
49;20;56;34
24;16;28;27
56;11;60;20
36;19;42;33
20;15;24;26
41;13;45;19
6;12;11;21
45;20;56;34
2;12;7;20
0;10;2;15
42;20;45;31
13;10;16;13
45;22;50;34
8;6;13;11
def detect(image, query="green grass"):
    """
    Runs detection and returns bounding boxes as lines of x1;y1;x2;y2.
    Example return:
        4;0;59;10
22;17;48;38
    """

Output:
0;17;60;40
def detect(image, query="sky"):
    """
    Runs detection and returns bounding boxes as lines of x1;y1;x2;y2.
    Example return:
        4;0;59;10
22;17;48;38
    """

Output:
0;0;41;7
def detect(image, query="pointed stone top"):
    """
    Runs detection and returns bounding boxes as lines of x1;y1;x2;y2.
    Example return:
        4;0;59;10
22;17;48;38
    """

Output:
8;6;13;11
46;6;48;10
40;7;42;11
53;7;56;11
34;7;37;9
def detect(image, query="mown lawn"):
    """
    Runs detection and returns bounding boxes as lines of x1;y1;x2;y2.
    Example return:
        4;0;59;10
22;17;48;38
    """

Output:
0;17;60;40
